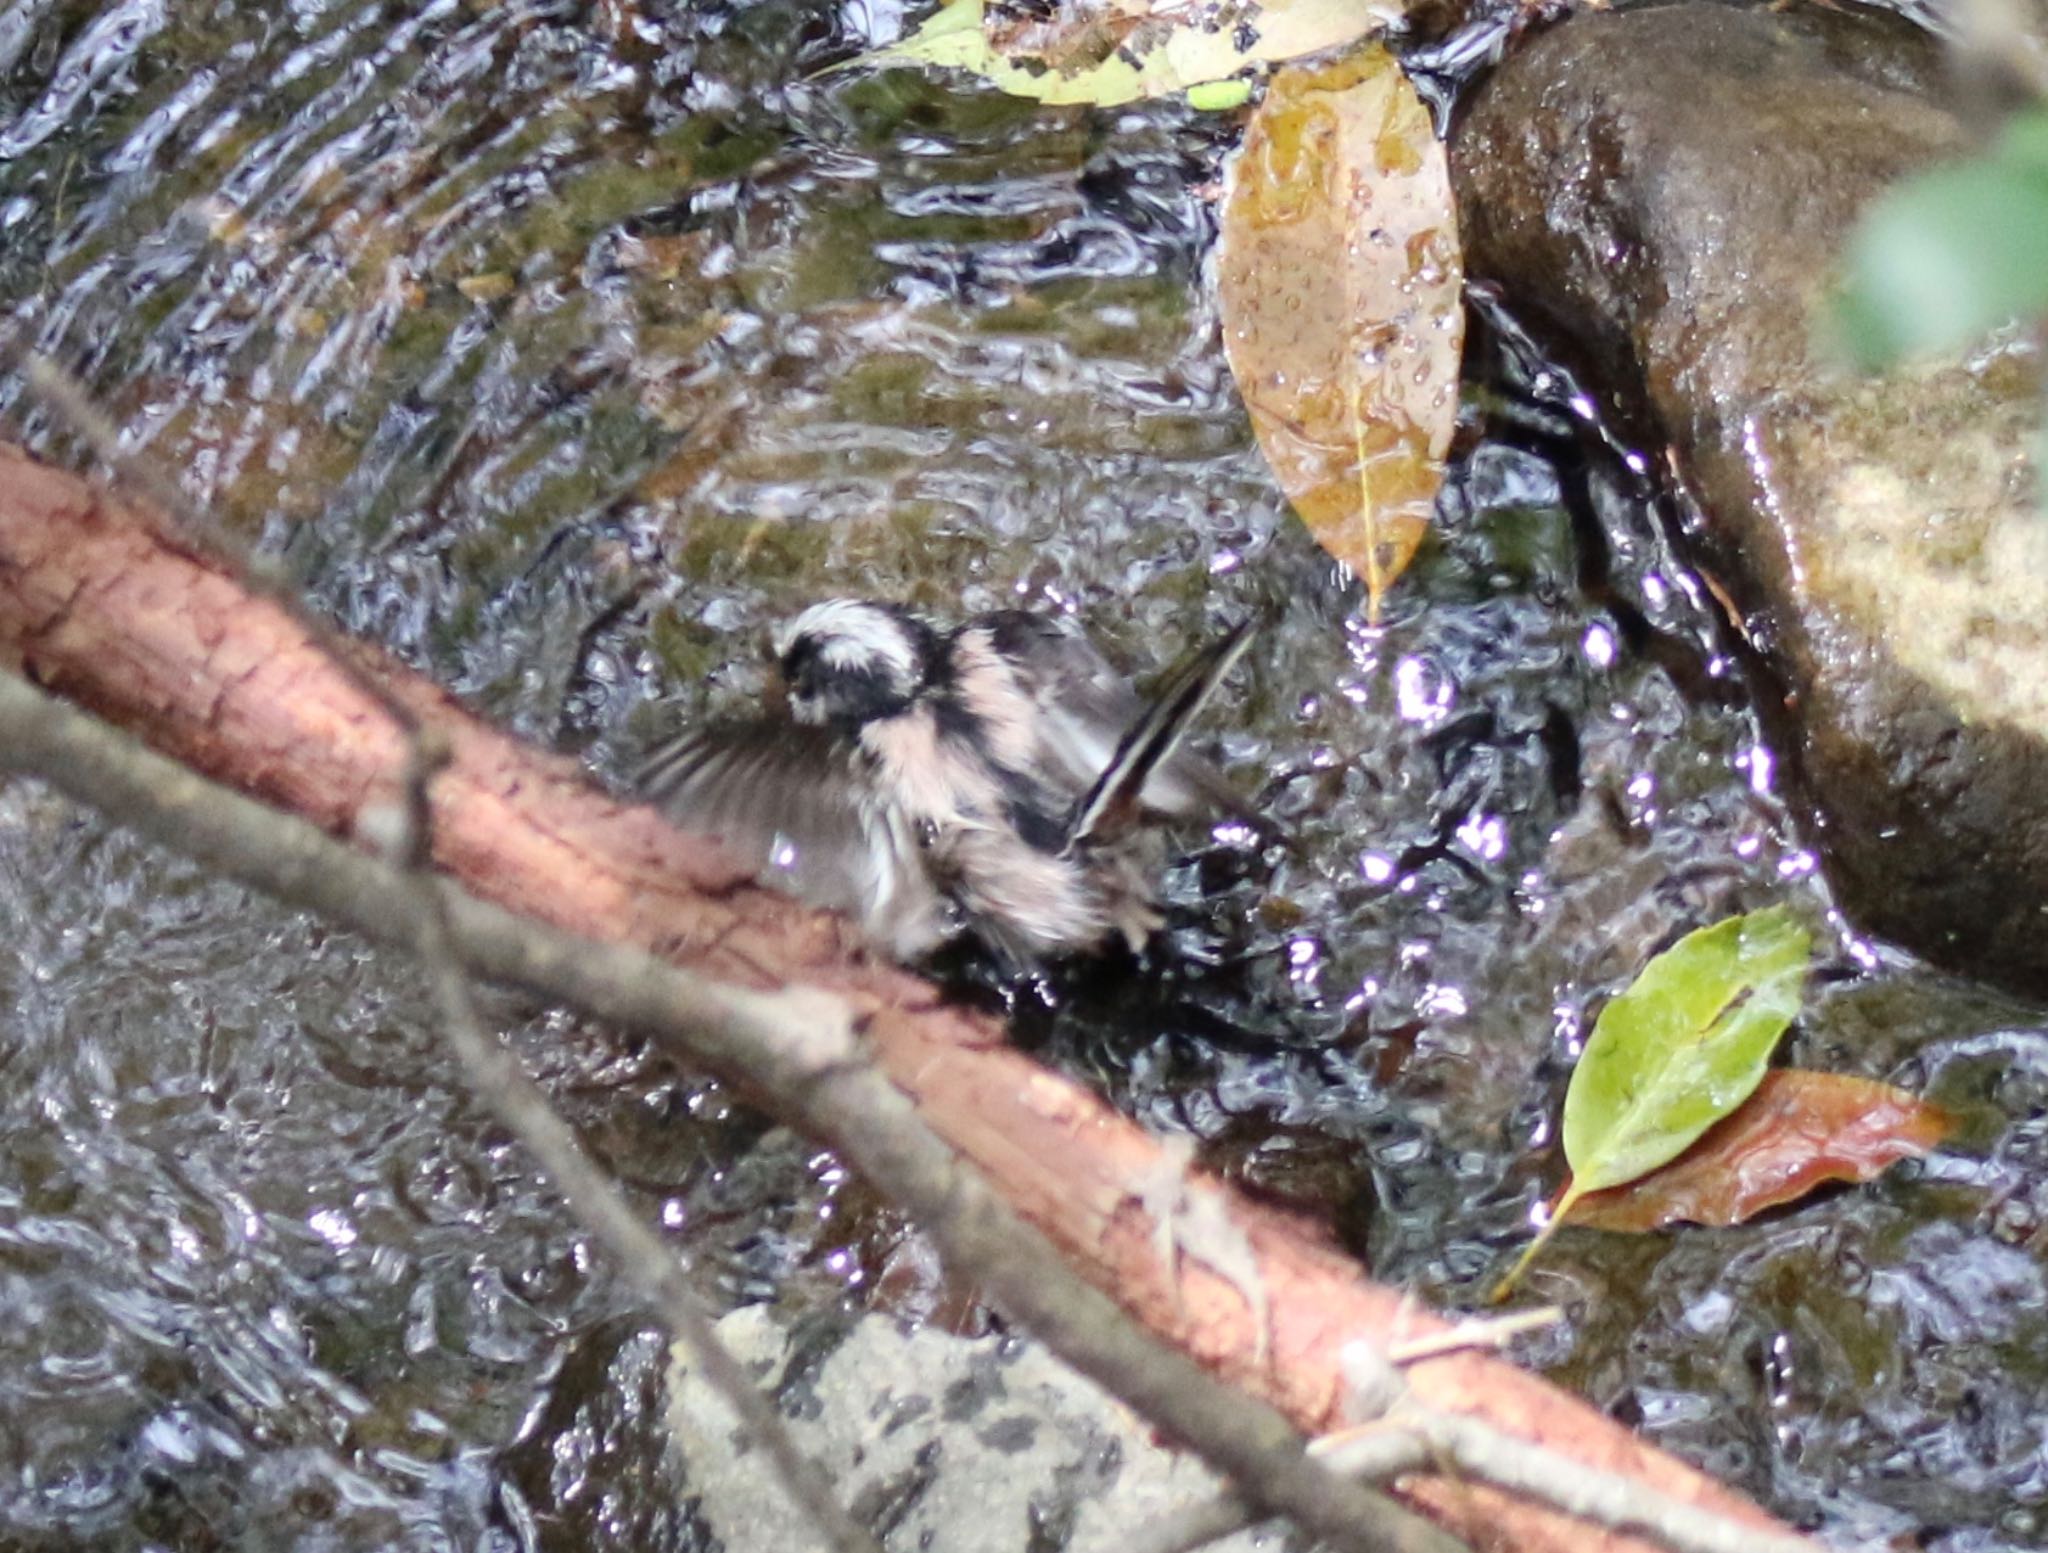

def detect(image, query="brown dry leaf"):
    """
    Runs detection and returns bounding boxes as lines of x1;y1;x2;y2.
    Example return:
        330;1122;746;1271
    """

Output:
983;0;1146;73
1217;45;1462;618
1565;1069;1955;1234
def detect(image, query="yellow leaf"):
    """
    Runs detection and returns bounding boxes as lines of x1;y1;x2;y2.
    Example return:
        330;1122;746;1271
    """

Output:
456;272;516;303
1216;46;1463;618
848;0;1395;109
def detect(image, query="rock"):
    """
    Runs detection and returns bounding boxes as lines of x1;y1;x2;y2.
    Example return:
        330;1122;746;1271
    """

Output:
665;1306;1282;1553
1451;2;2048;991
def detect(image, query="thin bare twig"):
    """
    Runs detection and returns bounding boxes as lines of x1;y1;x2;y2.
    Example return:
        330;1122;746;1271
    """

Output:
400;749;879;1553
406;884;884;1553
1138;1424;1440;1553
1401;1410;1821;1553
0;668;1465;1553
1387;1306;1563;1365
1131;1333;1828;1553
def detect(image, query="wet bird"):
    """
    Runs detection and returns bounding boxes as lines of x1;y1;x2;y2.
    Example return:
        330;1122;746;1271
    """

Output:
636;599;1253;963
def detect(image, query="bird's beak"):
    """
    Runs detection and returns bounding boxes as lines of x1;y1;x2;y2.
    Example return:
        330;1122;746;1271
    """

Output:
760;638;791;715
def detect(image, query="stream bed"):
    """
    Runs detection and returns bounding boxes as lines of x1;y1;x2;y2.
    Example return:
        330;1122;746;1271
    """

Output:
2;0;2045;1546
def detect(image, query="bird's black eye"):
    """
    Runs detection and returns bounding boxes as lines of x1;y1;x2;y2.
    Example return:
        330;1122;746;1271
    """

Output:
779;635;821;690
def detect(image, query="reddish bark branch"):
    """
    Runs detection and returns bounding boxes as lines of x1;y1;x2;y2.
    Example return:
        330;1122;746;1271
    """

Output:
0;441;1801;1553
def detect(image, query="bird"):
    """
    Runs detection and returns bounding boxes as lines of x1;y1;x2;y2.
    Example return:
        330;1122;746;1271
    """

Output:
634;599;1254;964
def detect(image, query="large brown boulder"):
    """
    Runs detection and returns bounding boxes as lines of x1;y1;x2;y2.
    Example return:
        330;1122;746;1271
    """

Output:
1453;2;2048;991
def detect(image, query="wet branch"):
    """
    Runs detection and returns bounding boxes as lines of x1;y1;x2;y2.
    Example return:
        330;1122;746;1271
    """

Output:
7;345;426;744
1133;1342;1826;1553
0;667;1462;1553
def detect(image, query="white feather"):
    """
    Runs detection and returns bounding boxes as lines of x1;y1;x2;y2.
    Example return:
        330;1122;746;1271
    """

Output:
777;599;923;680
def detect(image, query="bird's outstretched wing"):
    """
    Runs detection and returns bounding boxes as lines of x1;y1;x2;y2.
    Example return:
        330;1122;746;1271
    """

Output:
979;611;1241;817
634;721;951;958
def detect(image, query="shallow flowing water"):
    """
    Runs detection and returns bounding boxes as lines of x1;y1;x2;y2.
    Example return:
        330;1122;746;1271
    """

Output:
0;0;2042;1547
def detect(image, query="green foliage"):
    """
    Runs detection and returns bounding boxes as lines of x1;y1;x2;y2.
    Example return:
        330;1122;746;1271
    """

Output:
1186;79;1257;112
1492;906;1811;1299
1560;906;1811;1196
1836;109;2048;368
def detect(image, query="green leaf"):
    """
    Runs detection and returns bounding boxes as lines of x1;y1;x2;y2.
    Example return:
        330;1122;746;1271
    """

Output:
1998;107;2048;173
843;0;1392;109
1562;906;1811;1192
1836;110;2048;368
1186;77;1256;112
1491;907;1810;1301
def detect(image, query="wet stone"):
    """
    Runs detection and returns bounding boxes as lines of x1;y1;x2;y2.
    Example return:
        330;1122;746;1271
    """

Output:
666;1307;1282;1553
1451;2;2048;991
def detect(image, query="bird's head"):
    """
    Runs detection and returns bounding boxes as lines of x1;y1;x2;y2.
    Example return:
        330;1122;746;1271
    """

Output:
774;599;936;728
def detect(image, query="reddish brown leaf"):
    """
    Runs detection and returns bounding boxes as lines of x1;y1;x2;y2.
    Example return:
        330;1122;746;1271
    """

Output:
1563;1069;1954;1233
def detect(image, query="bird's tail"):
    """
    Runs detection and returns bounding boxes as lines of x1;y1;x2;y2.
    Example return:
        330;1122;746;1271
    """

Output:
1064;616;1256;852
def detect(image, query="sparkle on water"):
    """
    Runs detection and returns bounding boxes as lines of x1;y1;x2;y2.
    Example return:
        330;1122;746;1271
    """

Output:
0;0;2043;1548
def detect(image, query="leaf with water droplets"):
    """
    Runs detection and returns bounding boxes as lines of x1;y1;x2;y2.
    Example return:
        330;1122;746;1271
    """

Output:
1215;45;1462;618
845;0;1396;109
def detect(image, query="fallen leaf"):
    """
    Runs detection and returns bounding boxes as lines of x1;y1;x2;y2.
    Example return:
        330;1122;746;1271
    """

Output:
1565;1069;1954;1233
1215;46;1462;618
848;0;1394;109
1491;906;1810;1299
1561;907;1812;1196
